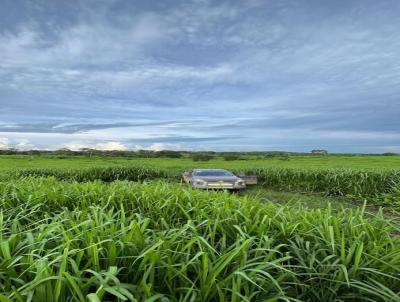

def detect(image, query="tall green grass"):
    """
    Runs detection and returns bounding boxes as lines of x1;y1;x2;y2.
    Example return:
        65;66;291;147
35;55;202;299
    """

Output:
15;166;178;182
250;168;400;210
0;178;399;301
13;166;400;206
251;167;400;196
14;167;400;195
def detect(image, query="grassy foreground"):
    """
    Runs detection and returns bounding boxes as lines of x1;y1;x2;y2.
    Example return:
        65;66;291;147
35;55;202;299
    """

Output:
1;178;400;301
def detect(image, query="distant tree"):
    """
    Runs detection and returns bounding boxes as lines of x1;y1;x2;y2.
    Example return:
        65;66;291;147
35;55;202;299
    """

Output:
381;152;398;156
223;154;241;161
264;151;291;158
191;153;213;161
0;148;18;155
155;150;182;158
79;148;95;157
311;149;328;155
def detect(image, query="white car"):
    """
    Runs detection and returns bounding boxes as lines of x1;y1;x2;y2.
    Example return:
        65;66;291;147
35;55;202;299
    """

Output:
182;169;246;190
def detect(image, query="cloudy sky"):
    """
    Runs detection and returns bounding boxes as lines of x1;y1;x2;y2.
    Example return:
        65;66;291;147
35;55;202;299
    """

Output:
1;0;399;152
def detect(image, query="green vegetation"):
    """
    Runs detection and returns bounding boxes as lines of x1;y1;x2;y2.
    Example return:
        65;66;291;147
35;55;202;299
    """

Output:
244;187;359;210
1;153;400;171
252;167;400;207
0;154;400;301
222;154;242;161
16;166;175;182
1;178;399;301
191;153;214;162
9;164;400;210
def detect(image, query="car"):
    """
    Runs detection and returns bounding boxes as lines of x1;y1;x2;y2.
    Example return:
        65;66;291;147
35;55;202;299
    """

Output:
182;168;246;190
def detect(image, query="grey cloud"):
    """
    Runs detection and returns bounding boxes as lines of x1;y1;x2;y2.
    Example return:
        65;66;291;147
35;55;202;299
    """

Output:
0;0;399;152
126;135;244;144
0;121;179;134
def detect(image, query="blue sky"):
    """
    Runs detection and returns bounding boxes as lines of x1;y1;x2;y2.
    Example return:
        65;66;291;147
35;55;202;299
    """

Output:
0;0;399;152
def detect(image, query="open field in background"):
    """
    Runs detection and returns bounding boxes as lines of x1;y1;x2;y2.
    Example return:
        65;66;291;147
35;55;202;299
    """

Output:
1;154;400;300
1;154;400;170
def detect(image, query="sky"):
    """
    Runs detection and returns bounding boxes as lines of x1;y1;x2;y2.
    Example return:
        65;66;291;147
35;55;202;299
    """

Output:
0;0;399;153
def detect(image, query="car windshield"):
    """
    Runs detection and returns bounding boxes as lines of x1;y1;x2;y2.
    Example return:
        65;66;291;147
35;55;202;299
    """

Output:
193;170;234;177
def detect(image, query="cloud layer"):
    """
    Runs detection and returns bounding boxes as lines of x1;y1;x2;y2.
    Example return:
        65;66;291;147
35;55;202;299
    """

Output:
0;0;399;152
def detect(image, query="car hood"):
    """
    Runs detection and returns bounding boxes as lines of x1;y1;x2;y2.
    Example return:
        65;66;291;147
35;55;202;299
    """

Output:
192;176;240;182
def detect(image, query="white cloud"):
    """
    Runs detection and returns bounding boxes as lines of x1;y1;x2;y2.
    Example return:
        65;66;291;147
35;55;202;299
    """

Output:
95;142;128;151
63;141;128;151
0;137;11;149
0;13;165;69
62;141;182;152
1;1;399;153
84;63;236;91
0;137;35;150
0;22;236;95
133;143;185;151
14;139;36;151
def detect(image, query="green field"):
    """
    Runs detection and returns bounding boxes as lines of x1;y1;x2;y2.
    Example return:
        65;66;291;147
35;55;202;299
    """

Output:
2;154;399;211
1;154;400;301
1;154;400;171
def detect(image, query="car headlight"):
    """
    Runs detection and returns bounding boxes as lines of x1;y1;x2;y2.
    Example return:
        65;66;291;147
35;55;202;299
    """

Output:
236;180;245;186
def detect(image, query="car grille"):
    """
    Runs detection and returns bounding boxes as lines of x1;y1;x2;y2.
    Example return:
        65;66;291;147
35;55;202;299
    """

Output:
206;182;234;188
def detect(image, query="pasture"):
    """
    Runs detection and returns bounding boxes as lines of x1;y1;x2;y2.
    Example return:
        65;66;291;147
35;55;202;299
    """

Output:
1;153;400;171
